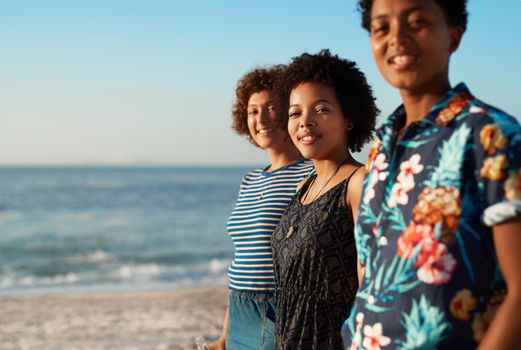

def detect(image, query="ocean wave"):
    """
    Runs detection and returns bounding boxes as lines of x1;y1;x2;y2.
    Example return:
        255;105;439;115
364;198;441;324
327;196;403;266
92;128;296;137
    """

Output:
115;263;166;280
0;210;22;224
0;272;80;288
114;258;231;280
101;217;130;228
0;258;232;292
67;250;112;263
208;258;231;273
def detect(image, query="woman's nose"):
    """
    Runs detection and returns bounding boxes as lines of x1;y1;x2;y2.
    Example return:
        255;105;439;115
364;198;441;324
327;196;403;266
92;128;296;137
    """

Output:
299;111;315;128
389;22;409;47
259;108;271;123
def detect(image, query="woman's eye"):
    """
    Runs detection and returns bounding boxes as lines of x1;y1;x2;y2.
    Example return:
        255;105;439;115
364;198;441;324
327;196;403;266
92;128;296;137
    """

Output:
409;16;427;28
316;106;329;113
371;23;388;35
248;109;258;116
288;111;300;118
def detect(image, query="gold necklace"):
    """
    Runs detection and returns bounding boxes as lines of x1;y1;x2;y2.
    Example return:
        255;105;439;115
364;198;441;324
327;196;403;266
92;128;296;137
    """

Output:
286;158;348;239
301;160;346;204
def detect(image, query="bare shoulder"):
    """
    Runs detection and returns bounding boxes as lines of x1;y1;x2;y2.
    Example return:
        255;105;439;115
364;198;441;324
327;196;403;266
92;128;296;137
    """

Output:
348;165;365;188
346;165;365;207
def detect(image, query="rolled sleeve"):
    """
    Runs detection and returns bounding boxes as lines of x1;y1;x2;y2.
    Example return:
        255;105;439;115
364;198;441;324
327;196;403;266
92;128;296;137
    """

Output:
473;111;521;227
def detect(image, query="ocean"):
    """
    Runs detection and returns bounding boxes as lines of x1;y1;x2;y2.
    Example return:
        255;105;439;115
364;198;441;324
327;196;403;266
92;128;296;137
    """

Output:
0;166;252;295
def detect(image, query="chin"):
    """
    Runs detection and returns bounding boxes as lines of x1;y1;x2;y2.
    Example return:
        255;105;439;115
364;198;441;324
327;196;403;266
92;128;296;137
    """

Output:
386;70;442;94
295;149;310;159
254;137;274;148
298;149;321;161
385;73;414;90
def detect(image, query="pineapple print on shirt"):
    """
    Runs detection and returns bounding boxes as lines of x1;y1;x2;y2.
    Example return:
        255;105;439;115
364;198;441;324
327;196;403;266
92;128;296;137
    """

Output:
342;83;521;350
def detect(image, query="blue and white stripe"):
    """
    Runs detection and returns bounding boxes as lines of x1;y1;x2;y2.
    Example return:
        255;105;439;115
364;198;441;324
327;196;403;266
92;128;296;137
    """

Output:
227;159;314;291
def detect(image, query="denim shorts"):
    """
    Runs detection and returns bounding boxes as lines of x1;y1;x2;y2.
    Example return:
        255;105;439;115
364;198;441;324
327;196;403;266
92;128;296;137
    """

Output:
226;289;276;350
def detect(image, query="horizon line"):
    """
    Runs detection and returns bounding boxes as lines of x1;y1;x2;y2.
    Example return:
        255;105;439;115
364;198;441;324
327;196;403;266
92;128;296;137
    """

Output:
0;163;262;168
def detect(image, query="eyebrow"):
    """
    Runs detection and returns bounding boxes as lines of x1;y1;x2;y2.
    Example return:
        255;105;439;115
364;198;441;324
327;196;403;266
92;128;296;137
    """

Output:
371;6;425;22
248;100;274;107
290;98;332;108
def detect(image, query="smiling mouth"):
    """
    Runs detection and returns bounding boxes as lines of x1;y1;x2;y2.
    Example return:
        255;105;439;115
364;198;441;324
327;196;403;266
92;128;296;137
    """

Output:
257;128;273;135
300;135;321;145
388;54;418;69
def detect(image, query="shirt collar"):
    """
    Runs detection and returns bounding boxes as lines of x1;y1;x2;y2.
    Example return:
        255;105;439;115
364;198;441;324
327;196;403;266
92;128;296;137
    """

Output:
376;83;474;141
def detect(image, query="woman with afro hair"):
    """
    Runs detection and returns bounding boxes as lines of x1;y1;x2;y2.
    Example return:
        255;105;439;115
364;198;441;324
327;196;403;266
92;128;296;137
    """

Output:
208;66;314;350
270;49;378;349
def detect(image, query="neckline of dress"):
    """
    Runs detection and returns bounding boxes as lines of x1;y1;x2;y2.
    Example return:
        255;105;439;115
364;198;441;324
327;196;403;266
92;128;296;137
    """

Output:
297;174;347;207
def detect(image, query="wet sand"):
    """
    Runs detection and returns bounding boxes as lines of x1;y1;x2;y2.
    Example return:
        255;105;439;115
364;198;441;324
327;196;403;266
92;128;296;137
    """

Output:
0;287;227;350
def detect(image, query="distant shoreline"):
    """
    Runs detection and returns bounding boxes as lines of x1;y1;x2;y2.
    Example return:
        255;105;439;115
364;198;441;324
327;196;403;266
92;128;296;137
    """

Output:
0;164;262;169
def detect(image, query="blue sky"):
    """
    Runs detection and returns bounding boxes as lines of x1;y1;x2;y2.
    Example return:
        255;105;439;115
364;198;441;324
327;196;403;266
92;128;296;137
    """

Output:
1;0;520;165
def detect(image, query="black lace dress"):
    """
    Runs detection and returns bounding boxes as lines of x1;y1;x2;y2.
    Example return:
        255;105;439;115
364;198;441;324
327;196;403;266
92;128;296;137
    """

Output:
271;174;359;349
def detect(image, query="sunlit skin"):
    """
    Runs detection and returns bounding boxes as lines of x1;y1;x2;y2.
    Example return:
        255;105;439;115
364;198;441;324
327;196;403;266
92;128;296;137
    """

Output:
370;0;463;126
208;89;301;350
368;1;521;349
287;81;365;282
288;82;349;162
246;90;281;149
246;90;301;171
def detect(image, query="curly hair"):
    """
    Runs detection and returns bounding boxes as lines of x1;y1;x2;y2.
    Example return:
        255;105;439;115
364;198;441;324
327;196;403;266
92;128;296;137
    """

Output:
231;65;285;147
357;0;468;32
274;49;378;153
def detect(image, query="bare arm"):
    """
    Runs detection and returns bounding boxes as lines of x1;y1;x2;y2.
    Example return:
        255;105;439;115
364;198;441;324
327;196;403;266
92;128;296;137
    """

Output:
347;167;365;283
208;290;229;350
478;216;521;349
347;167;364;222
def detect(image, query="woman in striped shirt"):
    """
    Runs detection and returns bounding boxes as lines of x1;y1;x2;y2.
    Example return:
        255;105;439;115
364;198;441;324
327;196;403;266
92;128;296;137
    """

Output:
208;66;314;350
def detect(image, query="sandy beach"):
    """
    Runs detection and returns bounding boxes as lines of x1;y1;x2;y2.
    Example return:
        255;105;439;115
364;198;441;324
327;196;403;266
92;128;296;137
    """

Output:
0;286;227;350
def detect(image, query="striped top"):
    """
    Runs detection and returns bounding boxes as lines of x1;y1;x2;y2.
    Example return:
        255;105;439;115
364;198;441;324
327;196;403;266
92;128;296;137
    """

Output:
227;159;314;291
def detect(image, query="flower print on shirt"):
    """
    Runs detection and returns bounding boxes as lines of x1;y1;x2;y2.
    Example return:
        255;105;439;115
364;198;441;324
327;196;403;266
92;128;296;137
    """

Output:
349;313;365;350
480;124;507;155
342;84;521;350
397;222;440;269
504;169;521;201
416;243;457;285
397;154;424;188
388;154;423;207
388;183;409;207
436;91;472;126
480;154;508;181
362;322;391;350
450;289;477;321
469;105;486;114
342;84;521;349
364;153;389;204
366;139;383;173
471;289;506;343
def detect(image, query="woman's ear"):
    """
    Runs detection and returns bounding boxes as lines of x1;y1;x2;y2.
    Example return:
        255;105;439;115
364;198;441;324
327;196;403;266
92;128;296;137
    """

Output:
449;26;464;54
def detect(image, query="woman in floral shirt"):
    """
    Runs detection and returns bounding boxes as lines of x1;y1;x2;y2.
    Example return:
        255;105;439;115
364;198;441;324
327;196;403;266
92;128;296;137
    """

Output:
342;0;521;349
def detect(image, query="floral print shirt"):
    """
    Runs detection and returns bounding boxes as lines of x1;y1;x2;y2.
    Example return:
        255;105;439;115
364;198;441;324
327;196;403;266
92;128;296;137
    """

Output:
342;83;521;350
